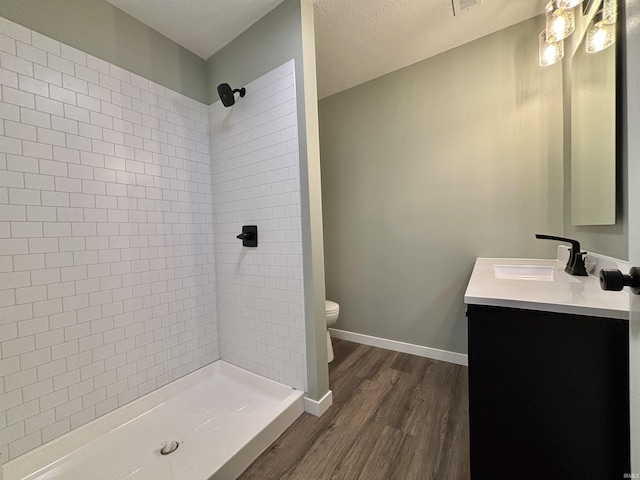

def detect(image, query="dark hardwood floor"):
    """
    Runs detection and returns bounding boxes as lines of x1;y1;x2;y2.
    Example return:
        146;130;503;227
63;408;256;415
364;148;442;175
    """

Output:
238;338;470;480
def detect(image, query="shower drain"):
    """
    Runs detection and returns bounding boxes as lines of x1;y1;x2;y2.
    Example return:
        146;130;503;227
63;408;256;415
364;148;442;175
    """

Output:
159;440;180;455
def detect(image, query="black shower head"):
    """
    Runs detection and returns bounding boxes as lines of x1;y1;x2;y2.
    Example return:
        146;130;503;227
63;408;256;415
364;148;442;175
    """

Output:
217;83;246;107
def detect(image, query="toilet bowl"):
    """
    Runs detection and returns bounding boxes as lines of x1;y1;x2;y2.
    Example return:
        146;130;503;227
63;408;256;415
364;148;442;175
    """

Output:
325;300;340;363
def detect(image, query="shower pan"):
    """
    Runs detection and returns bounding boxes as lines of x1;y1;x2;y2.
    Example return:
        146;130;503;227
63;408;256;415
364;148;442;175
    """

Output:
4;363;304;480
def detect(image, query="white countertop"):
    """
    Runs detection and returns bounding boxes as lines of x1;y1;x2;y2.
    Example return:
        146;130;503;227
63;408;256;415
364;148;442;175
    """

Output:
464;252;629;320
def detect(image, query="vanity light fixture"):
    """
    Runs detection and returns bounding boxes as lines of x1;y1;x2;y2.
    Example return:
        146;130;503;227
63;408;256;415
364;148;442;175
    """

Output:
539;30;564;66
586;16;616;52
556;0;584;8
586;0;617;54
545;0;576;42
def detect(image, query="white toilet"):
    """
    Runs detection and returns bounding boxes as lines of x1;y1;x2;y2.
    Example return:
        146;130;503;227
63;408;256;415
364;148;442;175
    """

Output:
325;300;340;362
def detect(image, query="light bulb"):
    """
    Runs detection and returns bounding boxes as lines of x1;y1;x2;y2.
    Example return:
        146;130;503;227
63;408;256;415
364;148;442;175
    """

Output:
552;15;566;38
539;31;564;66
586;20;615;53
545;1;576;42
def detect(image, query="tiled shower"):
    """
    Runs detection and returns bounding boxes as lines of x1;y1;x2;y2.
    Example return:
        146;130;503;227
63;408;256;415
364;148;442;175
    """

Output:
0;16;307;466
210;60;307;392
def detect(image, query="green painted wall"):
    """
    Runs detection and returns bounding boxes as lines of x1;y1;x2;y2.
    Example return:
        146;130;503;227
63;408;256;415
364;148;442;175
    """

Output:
0;0;208;103
318;16;565;354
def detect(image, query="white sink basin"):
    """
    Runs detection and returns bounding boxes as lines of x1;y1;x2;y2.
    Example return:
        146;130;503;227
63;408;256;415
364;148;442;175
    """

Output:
465;256;630;320
493;264;574;282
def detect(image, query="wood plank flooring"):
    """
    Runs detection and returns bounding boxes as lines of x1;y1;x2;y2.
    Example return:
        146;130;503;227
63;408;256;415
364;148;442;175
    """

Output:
238;339;470;480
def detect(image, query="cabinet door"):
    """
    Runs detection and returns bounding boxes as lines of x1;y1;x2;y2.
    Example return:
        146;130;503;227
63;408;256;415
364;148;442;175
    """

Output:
467;305;629;480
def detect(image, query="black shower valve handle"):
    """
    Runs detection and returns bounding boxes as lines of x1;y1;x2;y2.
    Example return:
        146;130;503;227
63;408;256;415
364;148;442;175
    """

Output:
237;225;258;247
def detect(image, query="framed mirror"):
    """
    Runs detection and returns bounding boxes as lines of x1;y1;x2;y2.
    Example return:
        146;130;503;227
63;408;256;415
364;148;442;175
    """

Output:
570;0;618;226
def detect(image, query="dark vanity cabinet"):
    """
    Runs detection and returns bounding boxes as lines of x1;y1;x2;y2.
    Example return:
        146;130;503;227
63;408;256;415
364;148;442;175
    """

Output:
467;305;630;480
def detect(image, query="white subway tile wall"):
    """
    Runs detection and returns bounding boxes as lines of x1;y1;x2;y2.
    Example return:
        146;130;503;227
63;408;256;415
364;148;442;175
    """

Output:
0;18;219;463
209;60;307;392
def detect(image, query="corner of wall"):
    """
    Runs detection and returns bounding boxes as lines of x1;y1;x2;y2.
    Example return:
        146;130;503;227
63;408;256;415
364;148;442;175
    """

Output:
0;0;209;103
298;0;329;400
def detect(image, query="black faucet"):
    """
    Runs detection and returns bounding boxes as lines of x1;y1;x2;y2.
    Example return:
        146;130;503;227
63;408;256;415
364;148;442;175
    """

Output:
535;234;588;276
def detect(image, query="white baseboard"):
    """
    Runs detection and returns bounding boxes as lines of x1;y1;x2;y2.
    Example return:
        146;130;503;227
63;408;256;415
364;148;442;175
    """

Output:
304;390;333;417
329;328;468;366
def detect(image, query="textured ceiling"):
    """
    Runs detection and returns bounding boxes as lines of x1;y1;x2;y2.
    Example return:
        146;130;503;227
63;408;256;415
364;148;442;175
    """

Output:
105;0;549;99
105;0;285;60
313;0;549;98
